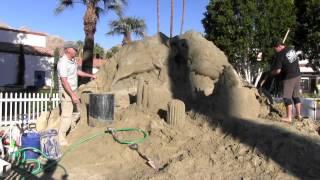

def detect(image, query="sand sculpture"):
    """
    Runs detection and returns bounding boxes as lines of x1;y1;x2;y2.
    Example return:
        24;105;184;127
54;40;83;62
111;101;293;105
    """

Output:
37;31;320;180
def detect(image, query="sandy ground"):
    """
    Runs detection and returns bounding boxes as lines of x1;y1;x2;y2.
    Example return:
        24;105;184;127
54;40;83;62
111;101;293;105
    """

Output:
6;104;319;180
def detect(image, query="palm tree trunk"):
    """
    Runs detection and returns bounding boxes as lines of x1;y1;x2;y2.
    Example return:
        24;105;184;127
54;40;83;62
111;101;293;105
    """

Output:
157;0;160;33
180;0;185;35
81;3;97;84
123;31;132;45
170;0;174;38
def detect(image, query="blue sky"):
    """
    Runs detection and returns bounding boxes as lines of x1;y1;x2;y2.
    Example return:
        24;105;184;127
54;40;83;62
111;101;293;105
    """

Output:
0;0;209;49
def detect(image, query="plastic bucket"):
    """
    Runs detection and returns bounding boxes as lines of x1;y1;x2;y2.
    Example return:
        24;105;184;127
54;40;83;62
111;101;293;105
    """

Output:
301;98;320;120
21;132;41;159
89;93;114;127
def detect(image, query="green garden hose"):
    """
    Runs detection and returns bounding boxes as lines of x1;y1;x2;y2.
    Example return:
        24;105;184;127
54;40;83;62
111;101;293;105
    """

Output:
106;127;149;144
16;127;148;179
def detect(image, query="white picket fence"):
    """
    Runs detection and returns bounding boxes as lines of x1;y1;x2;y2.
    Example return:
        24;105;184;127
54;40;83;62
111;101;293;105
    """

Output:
0;92;60;126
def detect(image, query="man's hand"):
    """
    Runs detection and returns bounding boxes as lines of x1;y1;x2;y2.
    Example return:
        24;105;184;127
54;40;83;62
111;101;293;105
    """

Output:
78;70;97;80
271;68;281;76
91;74;97;80
71;94;80;104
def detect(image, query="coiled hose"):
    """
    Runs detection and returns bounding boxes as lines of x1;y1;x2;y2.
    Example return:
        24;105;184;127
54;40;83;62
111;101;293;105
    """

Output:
15;127;148;179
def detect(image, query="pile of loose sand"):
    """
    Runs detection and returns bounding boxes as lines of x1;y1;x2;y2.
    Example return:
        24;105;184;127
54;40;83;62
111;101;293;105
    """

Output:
20;31;320;180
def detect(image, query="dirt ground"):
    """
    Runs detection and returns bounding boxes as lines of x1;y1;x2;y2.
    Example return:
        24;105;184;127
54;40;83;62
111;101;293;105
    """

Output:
7;31;320;179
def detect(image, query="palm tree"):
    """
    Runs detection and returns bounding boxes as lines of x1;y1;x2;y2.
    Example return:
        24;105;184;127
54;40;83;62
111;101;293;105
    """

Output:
180;0;185;35
157;0;160;33
55;0;127;83
107;17;146;45
170;0;174;38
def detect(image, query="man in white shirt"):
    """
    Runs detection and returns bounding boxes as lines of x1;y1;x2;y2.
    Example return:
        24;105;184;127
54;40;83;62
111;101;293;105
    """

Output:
57;41;96;146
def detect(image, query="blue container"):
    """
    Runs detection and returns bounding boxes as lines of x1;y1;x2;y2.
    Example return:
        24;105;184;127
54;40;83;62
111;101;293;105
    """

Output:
21;132;41;159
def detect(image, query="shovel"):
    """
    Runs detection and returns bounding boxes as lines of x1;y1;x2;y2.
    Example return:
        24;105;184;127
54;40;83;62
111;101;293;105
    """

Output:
129;143;158;171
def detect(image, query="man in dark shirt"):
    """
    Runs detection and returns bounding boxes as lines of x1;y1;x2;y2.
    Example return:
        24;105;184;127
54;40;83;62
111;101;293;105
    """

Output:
271;40;302;123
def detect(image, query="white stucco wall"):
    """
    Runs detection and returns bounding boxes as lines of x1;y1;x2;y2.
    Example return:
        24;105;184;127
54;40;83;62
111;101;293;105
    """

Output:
0;29;46;47
0;52;53;87
25;55;54;87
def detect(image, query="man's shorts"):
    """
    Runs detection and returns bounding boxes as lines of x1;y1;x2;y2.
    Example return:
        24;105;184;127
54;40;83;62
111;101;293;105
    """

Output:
283;76;301;99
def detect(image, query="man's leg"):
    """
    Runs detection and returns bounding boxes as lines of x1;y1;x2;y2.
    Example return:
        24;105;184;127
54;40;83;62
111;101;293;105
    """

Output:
283;98;293;122
59;90;74;146
293;96;302;119
282;78;295;122
286;104;293;121
70;103;81;132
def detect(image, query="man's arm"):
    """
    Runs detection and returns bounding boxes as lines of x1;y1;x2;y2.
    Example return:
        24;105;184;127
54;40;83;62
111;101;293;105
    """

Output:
271;54;282;76
60;77;80;104
77;70;96;79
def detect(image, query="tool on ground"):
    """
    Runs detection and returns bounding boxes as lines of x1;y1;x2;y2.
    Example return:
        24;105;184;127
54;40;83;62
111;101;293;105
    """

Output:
129;143;158;171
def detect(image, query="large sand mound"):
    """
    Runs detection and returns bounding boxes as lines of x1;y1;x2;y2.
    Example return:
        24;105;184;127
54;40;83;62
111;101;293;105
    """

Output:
20;31;320;180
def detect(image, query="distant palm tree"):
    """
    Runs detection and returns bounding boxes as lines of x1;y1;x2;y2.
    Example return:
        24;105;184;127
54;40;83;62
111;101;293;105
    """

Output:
157;0;160;33
180;0;185;35
107;17;146;45
55;0;127;83
170;0;174;38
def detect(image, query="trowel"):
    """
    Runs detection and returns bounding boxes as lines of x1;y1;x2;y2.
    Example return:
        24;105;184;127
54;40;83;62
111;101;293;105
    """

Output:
129;143;158;171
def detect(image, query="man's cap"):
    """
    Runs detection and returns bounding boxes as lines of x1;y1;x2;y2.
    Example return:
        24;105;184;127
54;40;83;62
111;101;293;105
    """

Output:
271;38;284;47
64;41;79;51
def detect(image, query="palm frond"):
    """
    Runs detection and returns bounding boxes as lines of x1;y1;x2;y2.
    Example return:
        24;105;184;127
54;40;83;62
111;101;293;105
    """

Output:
95;7;104;19
55;0;74;14
105;0;127;17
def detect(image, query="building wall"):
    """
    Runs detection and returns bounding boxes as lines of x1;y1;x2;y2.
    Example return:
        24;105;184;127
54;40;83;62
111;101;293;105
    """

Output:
0;52;19;85
0;29;46;47
0;52;53;87
25;55;54;87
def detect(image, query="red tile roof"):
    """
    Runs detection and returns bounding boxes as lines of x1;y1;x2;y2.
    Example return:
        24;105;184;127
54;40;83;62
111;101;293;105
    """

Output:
76;58;108;68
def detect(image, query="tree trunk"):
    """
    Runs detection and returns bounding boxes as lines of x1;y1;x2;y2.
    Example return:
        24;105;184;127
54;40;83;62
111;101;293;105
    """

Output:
170;0;174;38
81;34;94;84
157;0;160;33
122;31;132;46
180;0;185;35
81;3;97;84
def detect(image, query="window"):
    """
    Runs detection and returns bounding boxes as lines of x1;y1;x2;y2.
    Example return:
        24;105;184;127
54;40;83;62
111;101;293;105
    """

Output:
300;77;310;92
34;71;45;87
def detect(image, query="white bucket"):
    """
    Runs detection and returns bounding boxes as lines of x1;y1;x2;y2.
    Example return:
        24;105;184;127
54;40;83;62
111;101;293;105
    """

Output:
301;98;320;120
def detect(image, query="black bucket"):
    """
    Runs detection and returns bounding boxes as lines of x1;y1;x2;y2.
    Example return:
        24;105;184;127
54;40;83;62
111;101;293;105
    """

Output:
89;93;114;127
